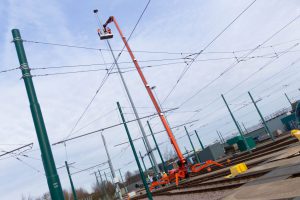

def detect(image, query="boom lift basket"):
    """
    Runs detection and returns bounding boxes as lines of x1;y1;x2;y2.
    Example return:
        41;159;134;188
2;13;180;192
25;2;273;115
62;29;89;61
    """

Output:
97;28;113;40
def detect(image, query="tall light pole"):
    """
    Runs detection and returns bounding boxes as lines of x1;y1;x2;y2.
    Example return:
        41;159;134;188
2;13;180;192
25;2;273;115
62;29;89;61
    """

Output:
11;29;64;199
94;10;160;176
101;134;123;199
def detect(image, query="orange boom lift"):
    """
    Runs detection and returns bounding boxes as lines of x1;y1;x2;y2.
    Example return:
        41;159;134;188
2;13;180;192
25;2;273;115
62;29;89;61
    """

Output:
100;15;187;177
97;15;223;190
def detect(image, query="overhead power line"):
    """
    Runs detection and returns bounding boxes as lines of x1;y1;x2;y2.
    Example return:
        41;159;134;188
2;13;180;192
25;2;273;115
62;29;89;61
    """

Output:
0;143;33;157
178;13;300;115
161;0;258;105
52;107;177;145
23;37;300;55
113;119;198;147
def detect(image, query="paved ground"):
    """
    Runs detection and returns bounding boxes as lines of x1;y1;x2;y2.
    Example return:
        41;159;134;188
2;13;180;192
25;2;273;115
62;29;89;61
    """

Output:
137;143;300;200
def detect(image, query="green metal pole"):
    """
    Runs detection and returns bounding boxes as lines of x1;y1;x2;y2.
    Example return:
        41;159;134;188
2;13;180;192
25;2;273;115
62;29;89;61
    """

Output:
221;94;250;152
285;93;293;107
248;91;275;141
11;29;64;200
142;138;156;175
147;121;168;173
139;151;148;176
65;161;78;200
117;102;153;200
241;122;249;134
184;126;200;163
194;130;205;150
218;131;226;144
118;169;128;193
216;130;223;144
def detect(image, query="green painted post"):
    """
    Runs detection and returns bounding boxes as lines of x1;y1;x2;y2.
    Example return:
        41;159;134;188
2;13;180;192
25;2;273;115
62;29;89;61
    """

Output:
104;172;108;182
241;122;249;134
147;121;168;173
184;126;200;163
65;161;78;200
221;94;251;152
118;169;128;193
11;29;64;200
194;130;205;150
216;130;223;144
139;151;148;176
217;131;226;144
142;138;156;175
248;91;275;141
117;102;153;200
285;93;293;107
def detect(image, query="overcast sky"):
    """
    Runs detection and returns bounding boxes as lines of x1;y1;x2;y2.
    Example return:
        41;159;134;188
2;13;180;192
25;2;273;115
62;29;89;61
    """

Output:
0;0;300;199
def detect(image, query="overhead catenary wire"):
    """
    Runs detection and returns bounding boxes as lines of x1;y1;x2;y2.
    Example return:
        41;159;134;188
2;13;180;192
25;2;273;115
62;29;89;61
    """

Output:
53;107;177;145
161;0;258;105
22;37;300;56
27;48;300;78
179;13;300;125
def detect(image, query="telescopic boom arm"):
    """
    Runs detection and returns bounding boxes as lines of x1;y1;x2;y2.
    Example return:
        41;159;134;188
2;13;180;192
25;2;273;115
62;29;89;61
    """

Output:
102;16;186;165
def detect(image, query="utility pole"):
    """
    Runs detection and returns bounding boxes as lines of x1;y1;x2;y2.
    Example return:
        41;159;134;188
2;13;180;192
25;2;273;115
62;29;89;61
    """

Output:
65;161;78;200
147;121;168;173
184;126;200;163
184;146;189;157
216;131;223;144
98;170;103;183
11;29;64;200
248;91;275;141
139;151;148;176
117;102;153;200
142;138;156;175
101;134;123;199
241;122;249;134
95;11;160;176
118;169;128;193
98;170;109;200
104;172;108;182
218;130;226;144
221;94;250;152
194;130;205;150
285;93;293;107
95;172;100;187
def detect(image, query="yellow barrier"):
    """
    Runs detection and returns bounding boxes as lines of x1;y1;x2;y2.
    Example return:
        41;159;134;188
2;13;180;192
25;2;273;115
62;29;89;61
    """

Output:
225;163;248;178
291;129;300;141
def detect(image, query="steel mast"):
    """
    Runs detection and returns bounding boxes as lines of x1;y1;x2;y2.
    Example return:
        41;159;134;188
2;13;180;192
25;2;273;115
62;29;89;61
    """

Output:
93;10;160;176
102;16;186;166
